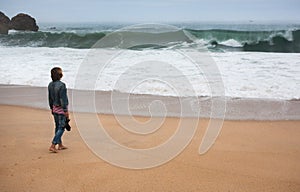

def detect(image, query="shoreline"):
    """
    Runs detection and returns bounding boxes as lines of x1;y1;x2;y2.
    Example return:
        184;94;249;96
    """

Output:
0;105;299;191
0;84;300;120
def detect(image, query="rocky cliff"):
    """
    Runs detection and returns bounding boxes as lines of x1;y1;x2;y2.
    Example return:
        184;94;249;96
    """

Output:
0;12;39;34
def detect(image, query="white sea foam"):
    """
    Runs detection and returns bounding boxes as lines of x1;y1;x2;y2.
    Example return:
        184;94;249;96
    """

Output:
0;47;299;100
219;39;242;47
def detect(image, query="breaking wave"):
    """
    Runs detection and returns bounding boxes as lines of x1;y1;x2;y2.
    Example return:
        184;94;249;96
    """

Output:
0;28;300;52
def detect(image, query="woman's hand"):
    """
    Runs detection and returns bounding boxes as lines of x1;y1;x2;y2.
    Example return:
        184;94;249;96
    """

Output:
65;111;69;118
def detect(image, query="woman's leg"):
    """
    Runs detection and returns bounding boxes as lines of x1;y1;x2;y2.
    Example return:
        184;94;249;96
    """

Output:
50;114;66;152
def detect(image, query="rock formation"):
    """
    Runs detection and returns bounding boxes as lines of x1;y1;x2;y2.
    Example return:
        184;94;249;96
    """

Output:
10;13;39;31
0;11;10;34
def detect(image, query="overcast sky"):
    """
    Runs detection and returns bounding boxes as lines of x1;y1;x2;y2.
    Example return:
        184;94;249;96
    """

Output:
1;0;300;23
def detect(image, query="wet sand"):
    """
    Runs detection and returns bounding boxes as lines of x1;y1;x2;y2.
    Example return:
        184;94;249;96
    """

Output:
1;85;300;120
0;105;300;191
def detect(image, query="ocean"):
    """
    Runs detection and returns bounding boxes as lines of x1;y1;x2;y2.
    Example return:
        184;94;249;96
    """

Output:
0;22;300;100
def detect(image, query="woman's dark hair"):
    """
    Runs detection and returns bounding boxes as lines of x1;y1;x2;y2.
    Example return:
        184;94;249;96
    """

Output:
51;67;63;81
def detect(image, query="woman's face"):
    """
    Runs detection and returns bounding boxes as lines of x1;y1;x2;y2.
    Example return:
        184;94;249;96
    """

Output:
58;69;63;78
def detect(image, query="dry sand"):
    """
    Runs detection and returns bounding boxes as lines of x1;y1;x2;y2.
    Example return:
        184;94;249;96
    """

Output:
0;105;300;191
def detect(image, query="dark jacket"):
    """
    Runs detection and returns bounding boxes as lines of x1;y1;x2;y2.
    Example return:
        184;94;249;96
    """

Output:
48;80;69;112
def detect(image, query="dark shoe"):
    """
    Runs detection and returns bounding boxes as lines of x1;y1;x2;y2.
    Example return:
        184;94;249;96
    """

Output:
64;118;71;131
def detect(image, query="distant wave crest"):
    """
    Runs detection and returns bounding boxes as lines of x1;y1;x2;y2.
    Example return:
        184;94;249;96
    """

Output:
0;31;106;48
187;29;300;53
1;29;300;52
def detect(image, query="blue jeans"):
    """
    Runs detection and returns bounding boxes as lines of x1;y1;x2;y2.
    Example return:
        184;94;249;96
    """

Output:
52;113;66;145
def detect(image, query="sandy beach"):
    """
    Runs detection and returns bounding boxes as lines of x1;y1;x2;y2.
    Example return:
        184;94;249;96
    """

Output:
1;2;300;191
1;104;299;191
